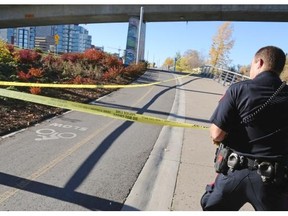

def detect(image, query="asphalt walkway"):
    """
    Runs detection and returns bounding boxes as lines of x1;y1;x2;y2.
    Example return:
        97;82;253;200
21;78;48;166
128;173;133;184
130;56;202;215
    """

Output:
0;71;254;211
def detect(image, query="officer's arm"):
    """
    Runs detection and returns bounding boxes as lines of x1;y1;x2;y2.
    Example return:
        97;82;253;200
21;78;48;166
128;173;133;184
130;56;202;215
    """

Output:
210;123;227;145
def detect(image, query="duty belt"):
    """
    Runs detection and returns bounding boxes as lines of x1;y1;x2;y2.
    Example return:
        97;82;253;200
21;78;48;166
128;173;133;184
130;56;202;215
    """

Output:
227;152;288;184
227;152;259;171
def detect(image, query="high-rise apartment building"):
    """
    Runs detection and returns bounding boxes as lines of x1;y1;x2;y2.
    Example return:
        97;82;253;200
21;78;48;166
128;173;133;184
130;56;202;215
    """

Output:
34;26;56;51
0;24;92;53
0;27;36;49
54;24;92;53
76;25;92;52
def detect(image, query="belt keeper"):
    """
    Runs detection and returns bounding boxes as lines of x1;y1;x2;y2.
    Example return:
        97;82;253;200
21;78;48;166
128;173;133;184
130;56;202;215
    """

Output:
246;157;259;170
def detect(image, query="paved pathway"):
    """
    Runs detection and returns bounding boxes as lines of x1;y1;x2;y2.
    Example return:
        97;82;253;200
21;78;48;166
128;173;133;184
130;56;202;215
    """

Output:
0;71;255;211
172;75;254;211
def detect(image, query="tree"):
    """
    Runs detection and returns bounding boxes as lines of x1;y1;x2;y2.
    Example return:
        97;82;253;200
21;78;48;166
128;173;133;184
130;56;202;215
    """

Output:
162;57;174;70
281;57;288;81
239;65;250;76
209;22;235;69
177;49;205;72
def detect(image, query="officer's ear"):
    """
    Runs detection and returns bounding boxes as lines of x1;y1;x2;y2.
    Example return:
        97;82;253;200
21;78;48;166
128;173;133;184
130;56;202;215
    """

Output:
255;58;264;70
258;58;264;68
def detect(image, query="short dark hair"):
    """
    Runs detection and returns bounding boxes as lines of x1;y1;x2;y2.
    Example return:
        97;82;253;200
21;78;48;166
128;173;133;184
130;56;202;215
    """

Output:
255;46;286;75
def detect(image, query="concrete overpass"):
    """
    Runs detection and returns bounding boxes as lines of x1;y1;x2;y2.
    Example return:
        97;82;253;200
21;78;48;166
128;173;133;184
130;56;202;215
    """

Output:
1;4;288;65
1;5;288;28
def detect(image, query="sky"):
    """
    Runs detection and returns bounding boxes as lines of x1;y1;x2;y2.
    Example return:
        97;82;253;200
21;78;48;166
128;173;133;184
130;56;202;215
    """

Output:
80;20;288;68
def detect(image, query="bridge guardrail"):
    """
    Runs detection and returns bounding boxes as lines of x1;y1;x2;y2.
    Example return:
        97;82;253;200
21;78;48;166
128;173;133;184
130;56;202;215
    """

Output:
201;65;250;86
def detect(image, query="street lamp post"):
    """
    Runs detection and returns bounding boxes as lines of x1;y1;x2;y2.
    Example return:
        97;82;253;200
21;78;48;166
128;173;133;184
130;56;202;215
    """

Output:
174;57;177;71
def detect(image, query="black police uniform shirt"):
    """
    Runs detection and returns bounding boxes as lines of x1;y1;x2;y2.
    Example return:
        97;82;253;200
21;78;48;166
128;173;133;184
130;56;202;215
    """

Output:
210;71;288;158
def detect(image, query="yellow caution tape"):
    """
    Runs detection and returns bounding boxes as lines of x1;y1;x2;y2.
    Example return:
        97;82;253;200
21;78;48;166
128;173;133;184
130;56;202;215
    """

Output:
0;81;161;89
0;88;208;130
161;72;193;84
0;71;194;89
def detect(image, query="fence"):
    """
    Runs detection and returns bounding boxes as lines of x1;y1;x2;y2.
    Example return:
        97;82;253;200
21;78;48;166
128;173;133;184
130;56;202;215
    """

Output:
201;65;250;86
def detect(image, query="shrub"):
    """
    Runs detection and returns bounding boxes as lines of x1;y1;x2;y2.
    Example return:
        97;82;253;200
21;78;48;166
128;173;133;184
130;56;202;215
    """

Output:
15;49;41;64
124;62;147;78
102;66;125;81
62;61;84;80
34;47;43;53
17;68;44;82
71;75;94;84
5;44;15;55
82;49;104;65
0;40;17;79
1;44;147;92
0;40;14;63
41;54;65;81
28;68;43;78
29;87;41;95
102;54;122;68
85;64;103;80
17;70;31;81
61;52;82;63
42;54;64;71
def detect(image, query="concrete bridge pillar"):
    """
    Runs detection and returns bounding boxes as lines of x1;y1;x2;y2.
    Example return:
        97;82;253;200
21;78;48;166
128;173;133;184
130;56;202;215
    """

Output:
124;16;146;65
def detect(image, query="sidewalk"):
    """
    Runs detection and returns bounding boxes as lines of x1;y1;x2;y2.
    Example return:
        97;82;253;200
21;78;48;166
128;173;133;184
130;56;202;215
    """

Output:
172;76;254;211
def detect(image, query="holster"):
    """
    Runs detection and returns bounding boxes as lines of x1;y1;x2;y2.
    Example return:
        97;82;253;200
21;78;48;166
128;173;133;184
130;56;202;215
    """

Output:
214;143;232;174
268;160;288;186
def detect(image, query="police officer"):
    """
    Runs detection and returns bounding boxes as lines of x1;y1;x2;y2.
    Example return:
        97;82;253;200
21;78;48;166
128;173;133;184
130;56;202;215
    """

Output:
201;46;288;211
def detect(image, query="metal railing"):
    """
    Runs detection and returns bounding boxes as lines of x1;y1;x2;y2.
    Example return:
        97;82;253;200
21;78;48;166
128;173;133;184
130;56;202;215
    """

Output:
201;65;250;86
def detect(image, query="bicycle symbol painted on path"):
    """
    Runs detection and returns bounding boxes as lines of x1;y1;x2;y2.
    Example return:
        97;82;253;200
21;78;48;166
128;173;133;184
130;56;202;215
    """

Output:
35;128;77;141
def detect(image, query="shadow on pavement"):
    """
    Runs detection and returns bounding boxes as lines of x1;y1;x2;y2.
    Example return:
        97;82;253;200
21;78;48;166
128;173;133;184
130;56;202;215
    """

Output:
0;172;138;211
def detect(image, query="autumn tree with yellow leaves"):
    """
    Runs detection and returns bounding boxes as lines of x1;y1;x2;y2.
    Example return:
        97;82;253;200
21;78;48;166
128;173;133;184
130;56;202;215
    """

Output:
209;22;235;69
281;60;288;81
177;49;205;72
162;57;175;70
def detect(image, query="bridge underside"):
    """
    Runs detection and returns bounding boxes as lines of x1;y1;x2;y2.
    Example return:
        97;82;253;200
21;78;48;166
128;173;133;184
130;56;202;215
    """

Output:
1;5;288;28
1;4;288;65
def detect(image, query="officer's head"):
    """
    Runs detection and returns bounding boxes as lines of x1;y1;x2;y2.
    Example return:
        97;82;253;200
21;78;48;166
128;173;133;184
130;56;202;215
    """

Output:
250;46;286;79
